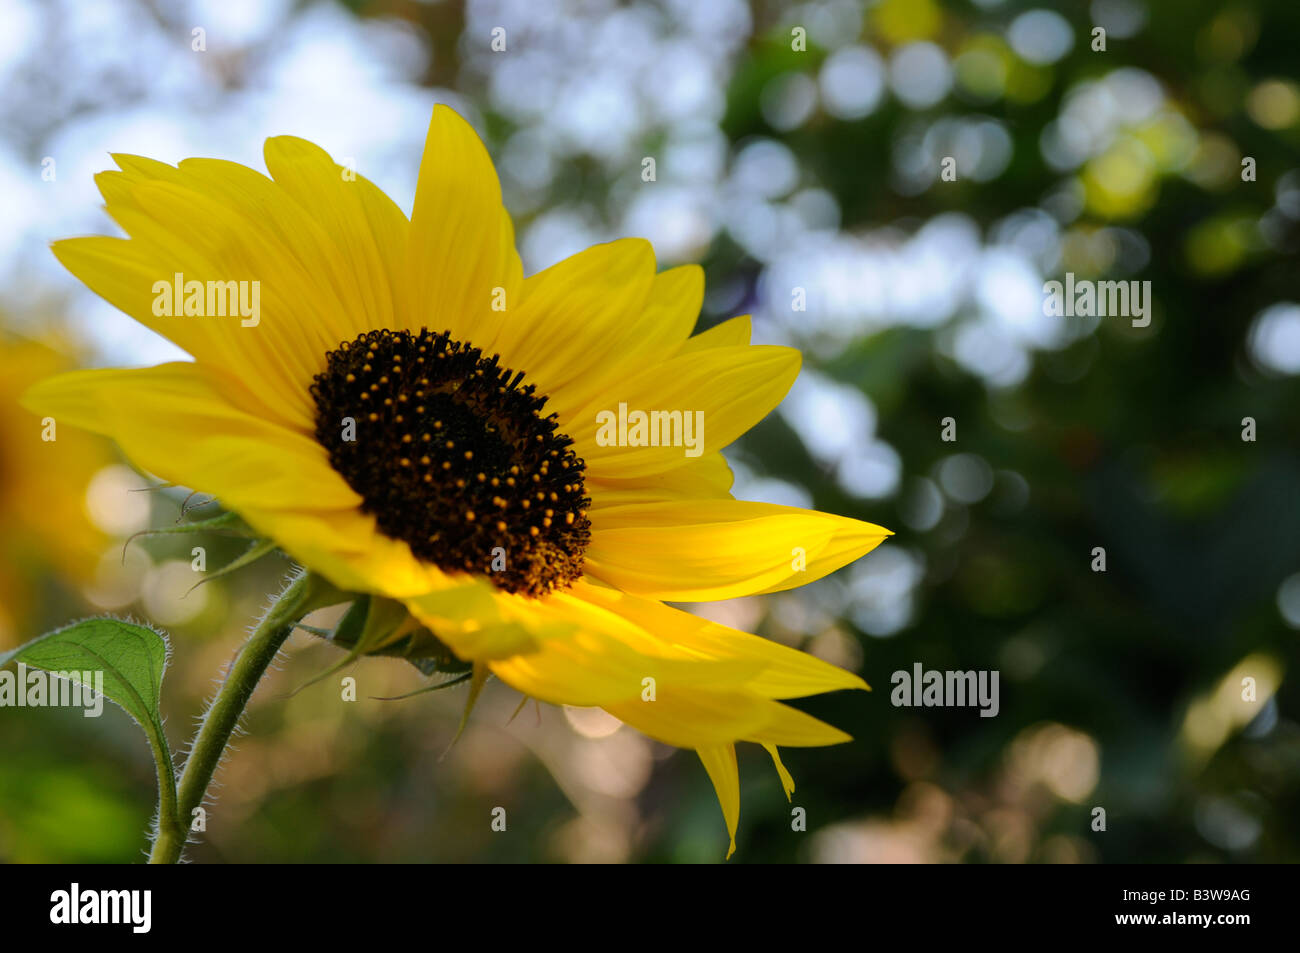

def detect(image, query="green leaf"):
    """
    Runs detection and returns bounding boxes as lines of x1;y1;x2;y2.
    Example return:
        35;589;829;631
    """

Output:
1;618;181;846
1;618;168;730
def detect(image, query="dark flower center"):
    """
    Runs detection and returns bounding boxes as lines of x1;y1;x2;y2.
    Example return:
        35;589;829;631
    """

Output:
310;328;591;598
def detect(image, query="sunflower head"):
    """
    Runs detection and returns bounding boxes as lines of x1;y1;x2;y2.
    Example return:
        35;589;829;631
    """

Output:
23;104;892;858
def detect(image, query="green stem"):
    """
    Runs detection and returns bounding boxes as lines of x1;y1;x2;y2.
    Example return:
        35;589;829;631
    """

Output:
148;569;332;864
145;717;183;857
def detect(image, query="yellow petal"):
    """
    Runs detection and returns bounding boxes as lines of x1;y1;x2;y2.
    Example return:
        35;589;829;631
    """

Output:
498;238;657;403
407;105;521;355
603;687;775;748
584;500;892;601
568;344;801;481
21;363;354;512
485;590;763;708
49;235;311;431
588;451;735;506
110;155;372;352
743;701;854;747
240;505;473;600
764;744;796;800
79;154;374;424
697;744;740;859
537;260;704;416
678;314;752;353
484;583;860;750
263;135;411;336
570;579;868;699
606;687;852;749
631;265;706;359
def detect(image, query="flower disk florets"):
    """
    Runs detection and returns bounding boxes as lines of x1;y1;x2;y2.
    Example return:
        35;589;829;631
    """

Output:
311;328;591;597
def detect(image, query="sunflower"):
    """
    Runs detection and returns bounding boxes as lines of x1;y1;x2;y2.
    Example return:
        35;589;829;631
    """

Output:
23;105;890;857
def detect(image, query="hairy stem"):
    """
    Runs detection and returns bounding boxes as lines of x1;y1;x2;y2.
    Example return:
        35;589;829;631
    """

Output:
145;718;183;858
148;569;331;864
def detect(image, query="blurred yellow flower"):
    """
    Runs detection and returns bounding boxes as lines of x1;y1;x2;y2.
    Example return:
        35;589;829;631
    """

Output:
23;105;891;856
0;337;111;644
